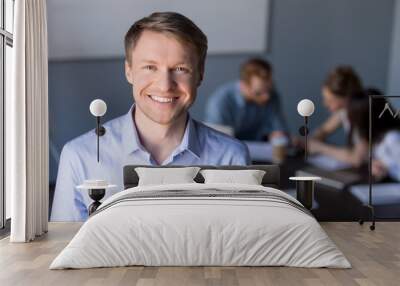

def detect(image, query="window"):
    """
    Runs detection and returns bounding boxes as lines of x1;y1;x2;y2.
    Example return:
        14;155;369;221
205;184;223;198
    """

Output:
1;0;14;230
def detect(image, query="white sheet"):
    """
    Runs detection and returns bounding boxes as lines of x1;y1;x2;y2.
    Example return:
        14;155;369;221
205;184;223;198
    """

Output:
50;183;350;269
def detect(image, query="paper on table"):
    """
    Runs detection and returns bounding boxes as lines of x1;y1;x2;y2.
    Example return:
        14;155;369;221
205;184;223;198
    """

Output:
308;154;351;171
350;183;400;205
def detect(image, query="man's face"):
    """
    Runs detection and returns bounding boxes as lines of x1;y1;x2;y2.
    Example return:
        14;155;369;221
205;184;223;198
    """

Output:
125;30;202;125
240;76;273;106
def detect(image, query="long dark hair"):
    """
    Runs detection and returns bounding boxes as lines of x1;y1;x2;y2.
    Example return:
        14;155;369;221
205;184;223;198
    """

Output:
348;89;400;145
323;66;364;100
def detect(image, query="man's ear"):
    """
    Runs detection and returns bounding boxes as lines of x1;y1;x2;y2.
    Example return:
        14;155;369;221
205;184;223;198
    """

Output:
125;60;134;85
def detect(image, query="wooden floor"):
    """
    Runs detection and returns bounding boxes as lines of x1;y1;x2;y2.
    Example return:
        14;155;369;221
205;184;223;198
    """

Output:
0;222;399;286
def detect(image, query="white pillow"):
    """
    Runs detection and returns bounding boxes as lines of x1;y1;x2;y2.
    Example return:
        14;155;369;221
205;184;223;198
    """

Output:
135;167;201;186
200;169;266;185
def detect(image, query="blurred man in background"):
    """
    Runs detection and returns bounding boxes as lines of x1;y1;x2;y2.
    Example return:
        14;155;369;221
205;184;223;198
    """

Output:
205;58;288;142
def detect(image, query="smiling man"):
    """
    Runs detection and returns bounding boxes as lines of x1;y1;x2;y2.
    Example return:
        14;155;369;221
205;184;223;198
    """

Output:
51;12;250;221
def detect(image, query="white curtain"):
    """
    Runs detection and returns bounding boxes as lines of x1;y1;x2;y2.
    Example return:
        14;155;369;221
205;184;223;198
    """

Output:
8;0;49;242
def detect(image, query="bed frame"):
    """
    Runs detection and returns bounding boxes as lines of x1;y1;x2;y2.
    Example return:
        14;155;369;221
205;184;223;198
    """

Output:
123;165;280;189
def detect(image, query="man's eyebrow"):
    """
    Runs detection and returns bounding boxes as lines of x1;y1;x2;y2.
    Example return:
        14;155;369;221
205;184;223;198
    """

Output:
140;59;158;64
173;62;191;66
139;59;192;66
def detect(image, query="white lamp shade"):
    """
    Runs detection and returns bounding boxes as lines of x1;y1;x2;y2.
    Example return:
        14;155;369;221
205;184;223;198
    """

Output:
297;99;315;117
89;99;107;117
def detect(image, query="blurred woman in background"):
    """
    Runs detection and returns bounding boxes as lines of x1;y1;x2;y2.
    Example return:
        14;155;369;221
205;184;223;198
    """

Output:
313;66;365;141
308;66;368;166
309;85;400;181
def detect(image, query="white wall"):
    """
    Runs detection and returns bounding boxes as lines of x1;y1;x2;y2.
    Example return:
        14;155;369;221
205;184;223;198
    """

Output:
47;0;270;60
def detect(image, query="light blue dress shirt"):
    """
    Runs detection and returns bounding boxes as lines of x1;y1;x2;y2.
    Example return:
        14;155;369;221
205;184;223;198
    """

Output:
205;81;288;141
51;105;250;221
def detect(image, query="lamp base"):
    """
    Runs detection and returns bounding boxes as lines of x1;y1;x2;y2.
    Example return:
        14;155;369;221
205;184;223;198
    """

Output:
88;188;106;215
95;126;106;136
298;126;309;136
296;181;314;210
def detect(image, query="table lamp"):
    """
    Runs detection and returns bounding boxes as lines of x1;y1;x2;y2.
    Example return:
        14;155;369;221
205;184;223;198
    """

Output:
297;99;315;161
89;99;107;162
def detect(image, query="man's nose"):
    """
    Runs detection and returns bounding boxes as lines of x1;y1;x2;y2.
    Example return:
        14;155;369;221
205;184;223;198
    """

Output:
156;70;176;92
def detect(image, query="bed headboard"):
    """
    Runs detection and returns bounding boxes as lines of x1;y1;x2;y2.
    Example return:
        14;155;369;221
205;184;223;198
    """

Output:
123;165;280;189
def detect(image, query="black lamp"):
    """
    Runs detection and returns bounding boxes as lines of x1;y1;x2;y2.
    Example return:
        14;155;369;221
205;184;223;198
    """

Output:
89;99;107;162
297;99;315;161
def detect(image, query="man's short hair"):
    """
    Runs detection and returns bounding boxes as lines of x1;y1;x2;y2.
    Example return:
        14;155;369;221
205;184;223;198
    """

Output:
240;58;272;84
124;12;208;74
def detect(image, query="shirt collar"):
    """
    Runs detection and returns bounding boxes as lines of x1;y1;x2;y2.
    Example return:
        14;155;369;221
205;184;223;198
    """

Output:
121;105;144;155
121;104;201;159
172;116;201;159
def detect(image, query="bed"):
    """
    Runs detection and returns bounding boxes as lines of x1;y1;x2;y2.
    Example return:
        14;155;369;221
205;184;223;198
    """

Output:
50;165;350;269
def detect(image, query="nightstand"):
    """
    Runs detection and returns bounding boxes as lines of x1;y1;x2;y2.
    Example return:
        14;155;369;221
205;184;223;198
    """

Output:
77;180;117;215
289;176;321;210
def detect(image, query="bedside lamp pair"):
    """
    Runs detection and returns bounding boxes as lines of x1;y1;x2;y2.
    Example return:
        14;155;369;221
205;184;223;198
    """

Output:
89;98;315;162
82;98;316;213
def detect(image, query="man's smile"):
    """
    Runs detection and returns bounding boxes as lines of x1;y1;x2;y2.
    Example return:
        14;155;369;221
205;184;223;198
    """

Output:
148;94;179;104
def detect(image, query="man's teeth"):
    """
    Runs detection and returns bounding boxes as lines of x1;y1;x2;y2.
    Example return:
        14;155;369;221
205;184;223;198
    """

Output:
150;95;175;103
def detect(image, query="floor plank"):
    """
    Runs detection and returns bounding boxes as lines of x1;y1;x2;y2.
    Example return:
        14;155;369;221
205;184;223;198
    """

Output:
0;222;399;286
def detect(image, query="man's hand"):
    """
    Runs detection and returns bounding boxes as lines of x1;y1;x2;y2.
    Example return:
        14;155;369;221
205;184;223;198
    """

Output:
292;136;322;153
269;131;286;140
307;139;324;154
291;135;304;149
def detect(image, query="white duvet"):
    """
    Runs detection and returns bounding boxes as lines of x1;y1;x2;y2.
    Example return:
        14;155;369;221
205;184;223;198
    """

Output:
50;183;350;269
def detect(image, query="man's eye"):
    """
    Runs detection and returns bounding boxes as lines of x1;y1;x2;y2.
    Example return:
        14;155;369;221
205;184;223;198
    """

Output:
175;66;189;73
144;65;156;71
